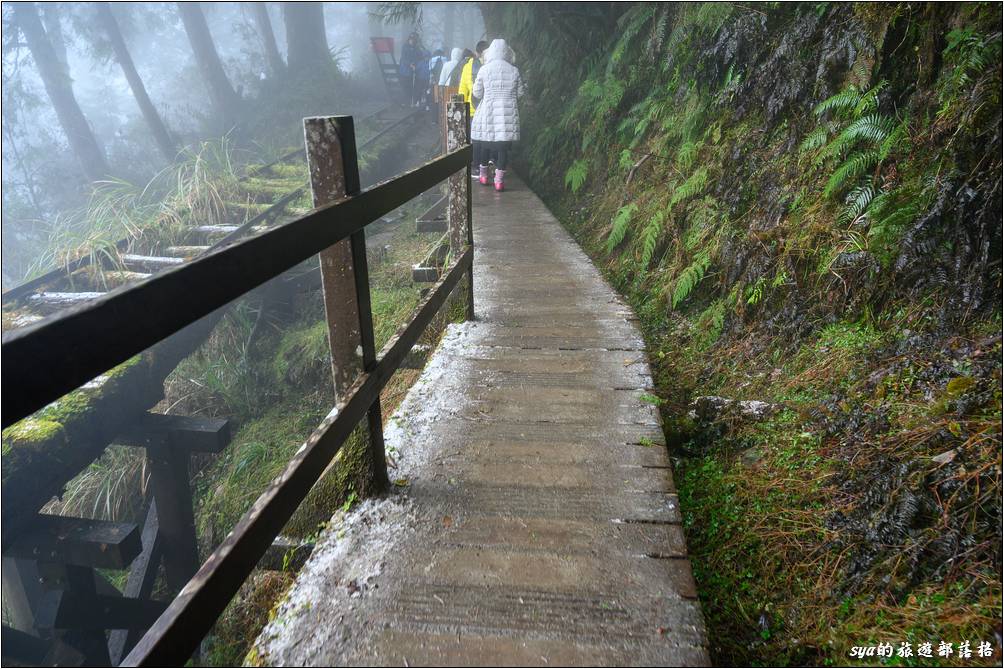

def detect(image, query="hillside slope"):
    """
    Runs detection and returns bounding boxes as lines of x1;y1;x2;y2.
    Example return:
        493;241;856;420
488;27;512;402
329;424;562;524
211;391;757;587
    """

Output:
493;3;1002;664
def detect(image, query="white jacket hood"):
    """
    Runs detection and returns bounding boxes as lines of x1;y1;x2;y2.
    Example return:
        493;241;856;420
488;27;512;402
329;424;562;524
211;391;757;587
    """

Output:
438;47;464;85
483;39;514;65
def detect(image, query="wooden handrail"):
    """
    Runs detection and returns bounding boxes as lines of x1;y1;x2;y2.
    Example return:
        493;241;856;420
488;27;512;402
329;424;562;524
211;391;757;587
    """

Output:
2;146;471;427
121;247;473;666
3;108;475;666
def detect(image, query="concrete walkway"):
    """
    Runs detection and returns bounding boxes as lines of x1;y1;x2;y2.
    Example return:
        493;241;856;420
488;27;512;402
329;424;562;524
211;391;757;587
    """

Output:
255;174;708;666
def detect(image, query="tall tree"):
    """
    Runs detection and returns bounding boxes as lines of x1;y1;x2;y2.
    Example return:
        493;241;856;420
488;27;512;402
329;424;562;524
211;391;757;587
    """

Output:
176;2;241;126
11;1;110;182
95;3;177;161
282;2;330;72
40;3;68;76
250;3;284;77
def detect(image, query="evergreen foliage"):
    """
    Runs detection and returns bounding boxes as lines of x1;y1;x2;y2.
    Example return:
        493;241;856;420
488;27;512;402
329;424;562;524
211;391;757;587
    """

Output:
606;203;637;253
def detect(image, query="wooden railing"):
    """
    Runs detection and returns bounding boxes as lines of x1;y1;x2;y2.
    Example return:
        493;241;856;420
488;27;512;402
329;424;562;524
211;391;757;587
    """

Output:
1;98;473;666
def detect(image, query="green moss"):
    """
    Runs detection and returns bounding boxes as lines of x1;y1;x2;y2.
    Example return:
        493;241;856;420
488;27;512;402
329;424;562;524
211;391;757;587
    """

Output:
266;163;307;180
1;419;67;455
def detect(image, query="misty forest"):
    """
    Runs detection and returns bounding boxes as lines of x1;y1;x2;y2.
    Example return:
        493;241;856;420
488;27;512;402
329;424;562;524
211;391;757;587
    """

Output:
1;2;1001;668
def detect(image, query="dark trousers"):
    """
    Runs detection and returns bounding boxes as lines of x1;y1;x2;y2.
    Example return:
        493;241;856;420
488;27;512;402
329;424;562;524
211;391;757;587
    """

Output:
475;140;512;170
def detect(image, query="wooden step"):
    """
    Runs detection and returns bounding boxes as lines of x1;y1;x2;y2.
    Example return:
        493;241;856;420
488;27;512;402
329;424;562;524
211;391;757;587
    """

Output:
164;245;209;258
191;225;240;236
120;254;185;272
65;270;150;291
27;292;105;312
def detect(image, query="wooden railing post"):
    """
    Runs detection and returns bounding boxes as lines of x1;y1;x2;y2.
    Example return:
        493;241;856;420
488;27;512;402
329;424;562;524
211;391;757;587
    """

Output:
447;95;474;320
303;116;389;491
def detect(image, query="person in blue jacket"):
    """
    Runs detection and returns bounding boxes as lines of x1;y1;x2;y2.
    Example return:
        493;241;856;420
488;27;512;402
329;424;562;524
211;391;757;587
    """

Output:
399;33;429;107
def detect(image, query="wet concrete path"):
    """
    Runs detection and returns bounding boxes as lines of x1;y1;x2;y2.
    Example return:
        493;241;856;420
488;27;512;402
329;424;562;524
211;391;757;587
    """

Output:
256;174;709;666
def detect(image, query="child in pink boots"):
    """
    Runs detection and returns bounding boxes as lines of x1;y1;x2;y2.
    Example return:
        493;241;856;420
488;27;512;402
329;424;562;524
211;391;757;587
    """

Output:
470;39;524;193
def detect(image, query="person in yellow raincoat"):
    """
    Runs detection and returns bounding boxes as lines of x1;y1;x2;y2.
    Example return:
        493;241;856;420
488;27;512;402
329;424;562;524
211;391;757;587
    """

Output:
458;40;489;115
458;40;488;175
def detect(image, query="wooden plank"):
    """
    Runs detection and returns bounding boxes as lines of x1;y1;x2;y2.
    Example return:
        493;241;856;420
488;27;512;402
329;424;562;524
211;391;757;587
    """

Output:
26;292;105;311
163;245;209;257
53;593;167;630
349;224;389;490
2;145;471;428
116;413;230;453
145;445;198;592
210;186;305;251
108;502;163;664
305;115;364;400
416;194;447;223
411;265;441;283
5;515;140;569
1;239;129;305
120;255;186;272
121;247;472;666
416;218;447;233
190;225;239;235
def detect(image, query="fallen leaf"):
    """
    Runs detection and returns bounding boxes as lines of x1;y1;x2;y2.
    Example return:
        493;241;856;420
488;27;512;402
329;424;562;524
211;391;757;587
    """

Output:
931;449;957;465
442;515;453;528
394;477;409;487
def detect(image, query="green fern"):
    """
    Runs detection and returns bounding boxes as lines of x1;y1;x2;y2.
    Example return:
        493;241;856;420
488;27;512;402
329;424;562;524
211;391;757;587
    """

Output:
606;203;638;254
835;113;895;145
813;88;862;117
670;167;708;208
799;126;830;153
639;211;664;268
823;150;879;199
696;298;726;343
618;149;634;171
837;183;876;225
676;141;701;172
671;251;710;309
564;159;589;193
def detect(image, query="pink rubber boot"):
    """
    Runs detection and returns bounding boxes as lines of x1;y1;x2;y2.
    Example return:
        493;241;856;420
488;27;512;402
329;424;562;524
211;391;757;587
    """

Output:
494;169;505;192
478;165;489;186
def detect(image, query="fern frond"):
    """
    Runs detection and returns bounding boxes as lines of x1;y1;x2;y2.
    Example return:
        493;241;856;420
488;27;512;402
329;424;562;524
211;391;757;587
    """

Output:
813;87;861;117
823;150;880;199
671;251;710;309
853;80;888;115
670;167;708;208
837;183;876;225
606;203;638;254
564;159;589;193
676;141;700;172
835;113;895;145
878;116;910;160
799;127;830;153
640;212;664;268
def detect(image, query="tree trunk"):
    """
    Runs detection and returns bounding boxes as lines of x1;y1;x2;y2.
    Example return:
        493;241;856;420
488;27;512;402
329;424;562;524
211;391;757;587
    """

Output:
250;2;284;77
12;2;110;182
176;2;241;126
96;3;177;161
282;2;329;72
40;3;68;77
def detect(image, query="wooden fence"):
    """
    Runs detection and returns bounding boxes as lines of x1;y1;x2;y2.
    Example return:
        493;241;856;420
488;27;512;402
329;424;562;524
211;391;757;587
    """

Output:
1;98;473;666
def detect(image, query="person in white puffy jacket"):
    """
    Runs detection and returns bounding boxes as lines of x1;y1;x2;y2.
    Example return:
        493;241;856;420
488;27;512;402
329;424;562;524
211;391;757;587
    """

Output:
438;47;464;86
470;38;525;192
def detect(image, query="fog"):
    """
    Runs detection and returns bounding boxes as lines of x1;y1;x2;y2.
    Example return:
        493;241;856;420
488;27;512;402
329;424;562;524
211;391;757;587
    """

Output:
1;1;485;286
